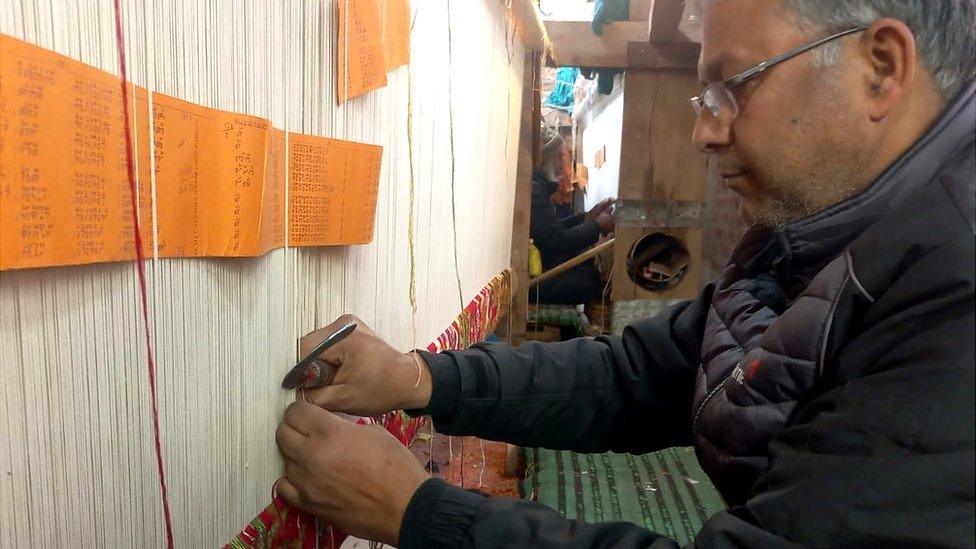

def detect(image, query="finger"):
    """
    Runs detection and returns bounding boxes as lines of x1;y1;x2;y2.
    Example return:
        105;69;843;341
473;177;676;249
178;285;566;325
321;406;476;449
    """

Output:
275;421;307;460
299;314;362;358
283;400;330;435
276;476;305;510
283;456;307;483
304;384;350;411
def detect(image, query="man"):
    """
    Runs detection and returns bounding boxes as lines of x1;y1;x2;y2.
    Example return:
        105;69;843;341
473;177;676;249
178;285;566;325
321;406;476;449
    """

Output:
530;125;615;304
274;1;975;546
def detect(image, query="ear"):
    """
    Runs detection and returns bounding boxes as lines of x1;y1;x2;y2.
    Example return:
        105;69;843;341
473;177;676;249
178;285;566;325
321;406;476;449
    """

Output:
857;17;918;121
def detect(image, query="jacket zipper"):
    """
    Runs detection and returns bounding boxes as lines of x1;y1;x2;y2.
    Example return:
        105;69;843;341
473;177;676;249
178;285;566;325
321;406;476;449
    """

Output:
817;277;848;379
692;365;736;436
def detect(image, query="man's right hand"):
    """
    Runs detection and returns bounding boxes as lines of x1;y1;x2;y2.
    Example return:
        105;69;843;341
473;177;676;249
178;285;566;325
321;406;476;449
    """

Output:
595;210;615;234
297;315;433;415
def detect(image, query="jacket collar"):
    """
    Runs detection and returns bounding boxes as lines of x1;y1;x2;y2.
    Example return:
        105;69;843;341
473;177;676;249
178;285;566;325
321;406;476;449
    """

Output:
532;171;559;195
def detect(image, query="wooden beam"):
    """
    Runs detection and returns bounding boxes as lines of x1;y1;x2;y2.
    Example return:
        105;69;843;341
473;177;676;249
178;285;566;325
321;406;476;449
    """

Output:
626;42;700;70
647;0;690;43
629;0;652;21
618;71;705;204
511;0;549;51
506;52;540;346
544;20;647;68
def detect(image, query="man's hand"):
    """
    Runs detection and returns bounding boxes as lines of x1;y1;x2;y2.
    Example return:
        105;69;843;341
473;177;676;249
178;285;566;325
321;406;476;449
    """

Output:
276;402;428;545
595;210;615;234
585;197;614;221
586;198;616;233
298;315;432;415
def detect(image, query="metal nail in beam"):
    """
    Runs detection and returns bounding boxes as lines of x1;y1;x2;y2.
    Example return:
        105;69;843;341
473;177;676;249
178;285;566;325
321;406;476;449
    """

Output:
614;199;703;227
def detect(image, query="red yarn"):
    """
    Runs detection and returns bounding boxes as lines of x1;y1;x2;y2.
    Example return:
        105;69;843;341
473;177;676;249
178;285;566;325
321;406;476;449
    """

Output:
110;1;175;546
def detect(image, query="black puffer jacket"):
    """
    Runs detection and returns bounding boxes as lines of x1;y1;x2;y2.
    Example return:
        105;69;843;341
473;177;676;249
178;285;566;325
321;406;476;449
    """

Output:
401;84;976;547
694;79;976;507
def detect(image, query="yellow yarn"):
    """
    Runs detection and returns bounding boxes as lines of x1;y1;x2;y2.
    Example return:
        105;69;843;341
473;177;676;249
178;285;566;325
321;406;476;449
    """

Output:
528;239;543;277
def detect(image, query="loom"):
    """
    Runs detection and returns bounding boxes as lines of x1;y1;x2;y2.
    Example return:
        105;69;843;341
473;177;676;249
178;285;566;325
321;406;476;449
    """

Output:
0;0;535;545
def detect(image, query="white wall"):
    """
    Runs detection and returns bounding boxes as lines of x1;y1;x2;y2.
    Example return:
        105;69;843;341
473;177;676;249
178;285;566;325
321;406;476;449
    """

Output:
578;74;625;211
539;0;593;21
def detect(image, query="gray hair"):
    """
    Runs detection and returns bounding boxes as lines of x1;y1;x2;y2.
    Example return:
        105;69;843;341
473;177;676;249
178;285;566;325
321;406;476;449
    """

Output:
785;1;974;99
538;123;565;180
691;1;976;99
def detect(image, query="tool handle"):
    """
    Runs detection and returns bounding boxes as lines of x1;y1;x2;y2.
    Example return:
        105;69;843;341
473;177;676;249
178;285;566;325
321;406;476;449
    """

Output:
301;360;339;389
281;321;357;389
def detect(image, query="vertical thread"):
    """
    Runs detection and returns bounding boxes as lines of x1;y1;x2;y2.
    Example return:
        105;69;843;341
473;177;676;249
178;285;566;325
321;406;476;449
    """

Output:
110;0;174;545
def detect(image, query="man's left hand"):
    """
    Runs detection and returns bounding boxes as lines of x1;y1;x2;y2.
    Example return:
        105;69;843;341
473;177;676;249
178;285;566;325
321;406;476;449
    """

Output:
275;401;428;545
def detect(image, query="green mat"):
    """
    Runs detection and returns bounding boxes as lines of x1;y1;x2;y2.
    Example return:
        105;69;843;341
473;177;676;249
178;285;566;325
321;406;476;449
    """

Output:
520;447;726;545
527;304;580;326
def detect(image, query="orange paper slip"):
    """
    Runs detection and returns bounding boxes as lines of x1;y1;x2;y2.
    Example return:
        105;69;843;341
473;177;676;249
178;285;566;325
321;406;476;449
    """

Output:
150;92;277;257
259;129;286;252
287;134;382;246
381;0;411;71
336;0;388;103
0;34;152;270
1;34;379;272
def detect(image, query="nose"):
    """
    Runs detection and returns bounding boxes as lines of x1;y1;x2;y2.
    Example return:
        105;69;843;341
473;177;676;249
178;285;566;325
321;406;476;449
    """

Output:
691;109;733;153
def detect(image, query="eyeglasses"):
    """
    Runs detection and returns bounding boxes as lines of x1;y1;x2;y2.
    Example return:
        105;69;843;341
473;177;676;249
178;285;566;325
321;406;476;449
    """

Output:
690;27;866;124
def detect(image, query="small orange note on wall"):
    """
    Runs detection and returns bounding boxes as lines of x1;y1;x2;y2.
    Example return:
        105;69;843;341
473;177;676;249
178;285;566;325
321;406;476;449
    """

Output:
336;0;388;103
0;34;153;270
287;133;382;246
381;0;410;71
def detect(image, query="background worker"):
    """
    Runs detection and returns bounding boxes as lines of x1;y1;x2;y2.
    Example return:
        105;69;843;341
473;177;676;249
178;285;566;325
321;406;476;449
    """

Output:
530;125;615;305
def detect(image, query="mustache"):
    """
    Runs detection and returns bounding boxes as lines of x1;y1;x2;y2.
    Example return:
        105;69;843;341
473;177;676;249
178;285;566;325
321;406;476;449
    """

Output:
711;154;747;178
718;167;748;178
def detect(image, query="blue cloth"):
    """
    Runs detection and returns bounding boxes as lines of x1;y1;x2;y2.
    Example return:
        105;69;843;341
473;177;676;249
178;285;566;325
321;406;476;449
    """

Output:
591;0;629;35
544;67;579;112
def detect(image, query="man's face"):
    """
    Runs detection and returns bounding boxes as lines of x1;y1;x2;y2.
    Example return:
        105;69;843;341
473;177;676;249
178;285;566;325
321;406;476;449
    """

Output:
694;0;875;227
558;144;573;189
